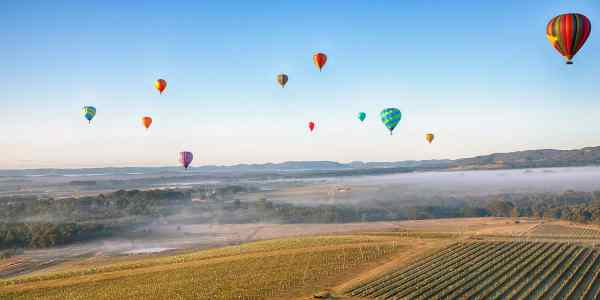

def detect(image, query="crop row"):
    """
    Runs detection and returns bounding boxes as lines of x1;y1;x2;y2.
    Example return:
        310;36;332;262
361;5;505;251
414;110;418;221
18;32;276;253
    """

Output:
347;240;600;299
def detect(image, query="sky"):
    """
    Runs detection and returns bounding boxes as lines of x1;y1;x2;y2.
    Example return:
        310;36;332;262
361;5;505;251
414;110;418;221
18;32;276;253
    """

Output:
1;0;599;169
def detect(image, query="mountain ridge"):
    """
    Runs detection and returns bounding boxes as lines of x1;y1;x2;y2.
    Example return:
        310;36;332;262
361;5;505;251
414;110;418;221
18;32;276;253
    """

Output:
2;146;600;175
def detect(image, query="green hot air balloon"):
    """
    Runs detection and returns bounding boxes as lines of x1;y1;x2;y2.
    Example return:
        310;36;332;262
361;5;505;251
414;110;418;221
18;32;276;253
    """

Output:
358;112;366;122
380;108;401;135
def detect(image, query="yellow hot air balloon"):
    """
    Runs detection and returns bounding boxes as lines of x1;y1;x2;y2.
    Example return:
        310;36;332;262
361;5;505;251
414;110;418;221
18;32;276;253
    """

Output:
425;133;434;144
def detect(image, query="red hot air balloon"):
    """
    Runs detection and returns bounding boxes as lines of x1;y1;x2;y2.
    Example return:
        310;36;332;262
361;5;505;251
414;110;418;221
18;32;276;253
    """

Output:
179;151;193;169
155;79;167;94
546;13;592;64
308;121;315;132
313;53;327;71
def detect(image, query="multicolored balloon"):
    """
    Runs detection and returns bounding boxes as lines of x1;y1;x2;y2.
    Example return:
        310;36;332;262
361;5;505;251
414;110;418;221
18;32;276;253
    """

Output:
358;112;366;122
142;116;152;130
179;151;193;169
380;108;401;135
82;106;96;124
313;52;327;71
425;133;434;144
154;79;167;94
277;74;288;88
308;121;316;132
546;13;591;64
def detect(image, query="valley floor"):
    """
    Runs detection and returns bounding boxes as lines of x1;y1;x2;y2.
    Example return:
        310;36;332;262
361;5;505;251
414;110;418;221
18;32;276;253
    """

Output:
2;218;600;299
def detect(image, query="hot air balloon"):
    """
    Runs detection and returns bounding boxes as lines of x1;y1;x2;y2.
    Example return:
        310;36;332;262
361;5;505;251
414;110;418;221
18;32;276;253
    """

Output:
179;151;193;169
380;108;401;135
277;74;288;88
425;133;434;144
358;112;366;122
82;106;96;124
154;79;167;94
313;53;327;71
546;13;591;64
308;121;316;132
142;116;152;130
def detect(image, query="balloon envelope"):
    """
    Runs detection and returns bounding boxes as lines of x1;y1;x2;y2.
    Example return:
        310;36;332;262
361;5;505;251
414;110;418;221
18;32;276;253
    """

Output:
308;121;315;132
82;106;96;124
380;108;401;135
358;112;366;122
142;116;152;129
277;74;288;87
313;53;327;71
179;151;193;169
426;133;434;144
155;79;167;94
546;13;591;64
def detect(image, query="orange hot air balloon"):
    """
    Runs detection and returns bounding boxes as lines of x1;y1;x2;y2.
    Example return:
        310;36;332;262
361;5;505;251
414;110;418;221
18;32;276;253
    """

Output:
154;79;167;94
142;116;153;130
313;53;327;71
308;121;316;132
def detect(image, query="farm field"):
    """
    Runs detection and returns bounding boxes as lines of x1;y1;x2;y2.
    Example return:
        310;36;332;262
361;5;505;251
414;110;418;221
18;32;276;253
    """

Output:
0;217;536;280
3;220;600;299
345;240;600;299
0;234;451;300
526;223;600;239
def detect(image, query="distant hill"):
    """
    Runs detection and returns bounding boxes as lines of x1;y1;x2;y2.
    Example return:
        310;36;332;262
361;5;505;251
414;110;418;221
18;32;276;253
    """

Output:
450;146;600;170
3;146;600;176
199;146;600;172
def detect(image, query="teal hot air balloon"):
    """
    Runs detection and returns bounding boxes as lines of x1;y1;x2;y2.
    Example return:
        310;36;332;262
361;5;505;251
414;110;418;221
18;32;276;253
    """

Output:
82;106;96;124
380;108;401;135
358;112;366;122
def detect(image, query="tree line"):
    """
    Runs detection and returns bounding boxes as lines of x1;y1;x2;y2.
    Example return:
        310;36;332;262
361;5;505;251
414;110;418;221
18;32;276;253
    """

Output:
2;186;600;250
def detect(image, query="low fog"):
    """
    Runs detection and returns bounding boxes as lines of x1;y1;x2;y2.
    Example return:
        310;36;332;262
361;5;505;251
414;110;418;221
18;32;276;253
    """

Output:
3;166;600;278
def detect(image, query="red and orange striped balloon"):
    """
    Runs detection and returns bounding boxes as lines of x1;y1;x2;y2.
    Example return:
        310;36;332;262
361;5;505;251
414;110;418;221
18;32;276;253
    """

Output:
546;13;591;64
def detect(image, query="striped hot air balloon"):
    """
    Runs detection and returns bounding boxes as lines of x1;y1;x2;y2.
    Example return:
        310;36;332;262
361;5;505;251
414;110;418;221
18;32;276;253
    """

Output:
546;13;591;64
380;108;401;135
82;106;96;124
179;151;193;169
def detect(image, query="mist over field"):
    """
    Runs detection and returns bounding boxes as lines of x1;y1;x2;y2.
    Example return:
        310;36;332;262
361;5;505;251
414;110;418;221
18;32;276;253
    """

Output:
250;166;600;207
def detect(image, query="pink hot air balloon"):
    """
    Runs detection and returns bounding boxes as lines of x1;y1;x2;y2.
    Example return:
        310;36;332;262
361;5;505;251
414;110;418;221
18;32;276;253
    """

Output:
179;151;193;169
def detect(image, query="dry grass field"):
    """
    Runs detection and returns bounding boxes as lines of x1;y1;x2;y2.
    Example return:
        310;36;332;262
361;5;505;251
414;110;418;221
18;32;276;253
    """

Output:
3;218;600;299
0;234;453;300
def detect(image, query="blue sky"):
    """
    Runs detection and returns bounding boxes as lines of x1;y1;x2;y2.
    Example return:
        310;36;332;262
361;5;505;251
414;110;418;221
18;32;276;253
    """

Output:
1;1;599;168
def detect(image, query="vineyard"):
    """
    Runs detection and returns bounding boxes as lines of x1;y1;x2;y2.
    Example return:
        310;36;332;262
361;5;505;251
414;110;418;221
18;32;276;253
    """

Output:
0;235;418;300
527;224;600;239
346;240;600;299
